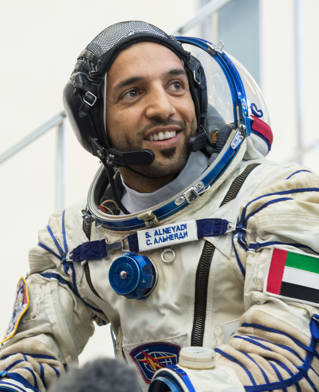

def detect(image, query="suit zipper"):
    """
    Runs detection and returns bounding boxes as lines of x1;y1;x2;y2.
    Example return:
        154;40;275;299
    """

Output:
190;163;260;346
191;241;215;346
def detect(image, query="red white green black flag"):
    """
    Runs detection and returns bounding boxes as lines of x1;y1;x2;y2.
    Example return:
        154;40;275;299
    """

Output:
265;248;319;307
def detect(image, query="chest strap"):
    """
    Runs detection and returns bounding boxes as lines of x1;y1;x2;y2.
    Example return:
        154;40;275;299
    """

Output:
71;218;232;262
74;163;260;262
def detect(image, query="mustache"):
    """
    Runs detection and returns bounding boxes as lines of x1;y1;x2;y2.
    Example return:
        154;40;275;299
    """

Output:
139;119;185;137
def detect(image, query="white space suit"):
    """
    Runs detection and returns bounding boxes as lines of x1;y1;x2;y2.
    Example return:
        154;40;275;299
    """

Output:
1;130;319;392
1;22;319;392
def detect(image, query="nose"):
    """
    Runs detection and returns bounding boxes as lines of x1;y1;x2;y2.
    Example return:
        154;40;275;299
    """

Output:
145;85;176;121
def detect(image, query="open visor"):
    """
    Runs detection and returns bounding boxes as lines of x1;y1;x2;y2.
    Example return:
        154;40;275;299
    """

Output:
86;37;272;231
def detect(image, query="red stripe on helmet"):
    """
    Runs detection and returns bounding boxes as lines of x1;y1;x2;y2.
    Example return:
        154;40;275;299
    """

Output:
251;115;273;146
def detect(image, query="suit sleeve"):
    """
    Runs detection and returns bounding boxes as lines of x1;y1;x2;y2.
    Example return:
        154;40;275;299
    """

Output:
0;207;97;392
212;168;319;391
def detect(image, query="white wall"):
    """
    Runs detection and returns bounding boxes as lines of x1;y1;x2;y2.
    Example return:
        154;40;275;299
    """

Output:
1;0;318;365
260;0;319;170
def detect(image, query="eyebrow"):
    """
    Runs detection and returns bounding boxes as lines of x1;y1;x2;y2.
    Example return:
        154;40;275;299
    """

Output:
114;76;144;91
113;68;187;91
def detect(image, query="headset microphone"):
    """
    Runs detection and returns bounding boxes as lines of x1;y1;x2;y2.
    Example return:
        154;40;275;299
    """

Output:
90;137;155;167
106;148;155;167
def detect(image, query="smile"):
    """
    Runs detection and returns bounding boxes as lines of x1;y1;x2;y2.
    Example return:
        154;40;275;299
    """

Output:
146;130;177;141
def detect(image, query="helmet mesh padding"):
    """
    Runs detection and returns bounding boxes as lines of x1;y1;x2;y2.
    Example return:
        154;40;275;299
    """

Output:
64;20;208;160
87;21;171;59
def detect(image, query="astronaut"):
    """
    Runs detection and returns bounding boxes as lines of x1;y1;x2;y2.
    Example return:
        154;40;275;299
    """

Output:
1;20;319;392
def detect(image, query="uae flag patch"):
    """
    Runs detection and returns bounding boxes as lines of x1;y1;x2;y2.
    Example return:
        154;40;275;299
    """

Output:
265;248;319;307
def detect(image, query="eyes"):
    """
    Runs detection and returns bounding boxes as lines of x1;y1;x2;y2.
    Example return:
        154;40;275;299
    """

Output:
169;80;185;92
122;87;141;100
118;79;187;103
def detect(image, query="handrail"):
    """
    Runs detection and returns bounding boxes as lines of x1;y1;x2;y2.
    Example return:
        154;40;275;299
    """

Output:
0;111;66;165
0;111;66;210
56;118;66;211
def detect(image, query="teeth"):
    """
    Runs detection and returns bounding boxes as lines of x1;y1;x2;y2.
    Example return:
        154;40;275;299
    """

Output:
158;132;165;141
148;130;176;141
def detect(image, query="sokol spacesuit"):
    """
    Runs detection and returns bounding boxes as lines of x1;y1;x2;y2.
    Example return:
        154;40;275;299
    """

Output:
1;21;319;392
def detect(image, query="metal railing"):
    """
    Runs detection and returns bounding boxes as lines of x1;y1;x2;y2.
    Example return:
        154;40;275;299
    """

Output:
0;0;317;210
0;112;66;210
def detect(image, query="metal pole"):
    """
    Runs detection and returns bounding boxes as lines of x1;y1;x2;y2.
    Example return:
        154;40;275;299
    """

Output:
174;0;231;35
0;111;66;164
200;0;213;40
56;119;66;211
289;139;319;162
295;0;304;164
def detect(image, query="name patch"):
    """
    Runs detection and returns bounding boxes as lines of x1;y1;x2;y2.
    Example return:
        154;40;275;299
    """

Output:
137;221;197;251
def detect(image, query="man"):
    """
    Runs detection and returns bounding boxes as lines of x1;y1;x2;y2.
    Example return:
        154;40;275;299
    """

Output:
1;20;319;392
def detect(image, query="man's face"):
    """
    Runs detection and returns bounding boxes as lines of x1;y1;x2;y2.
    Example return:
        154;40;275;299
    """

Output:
106;42;197;180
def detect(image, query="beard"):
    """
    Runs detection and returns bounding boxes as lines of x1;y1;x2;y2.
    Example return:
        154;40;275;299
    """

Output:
160;147;176;158
110;118;196;179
